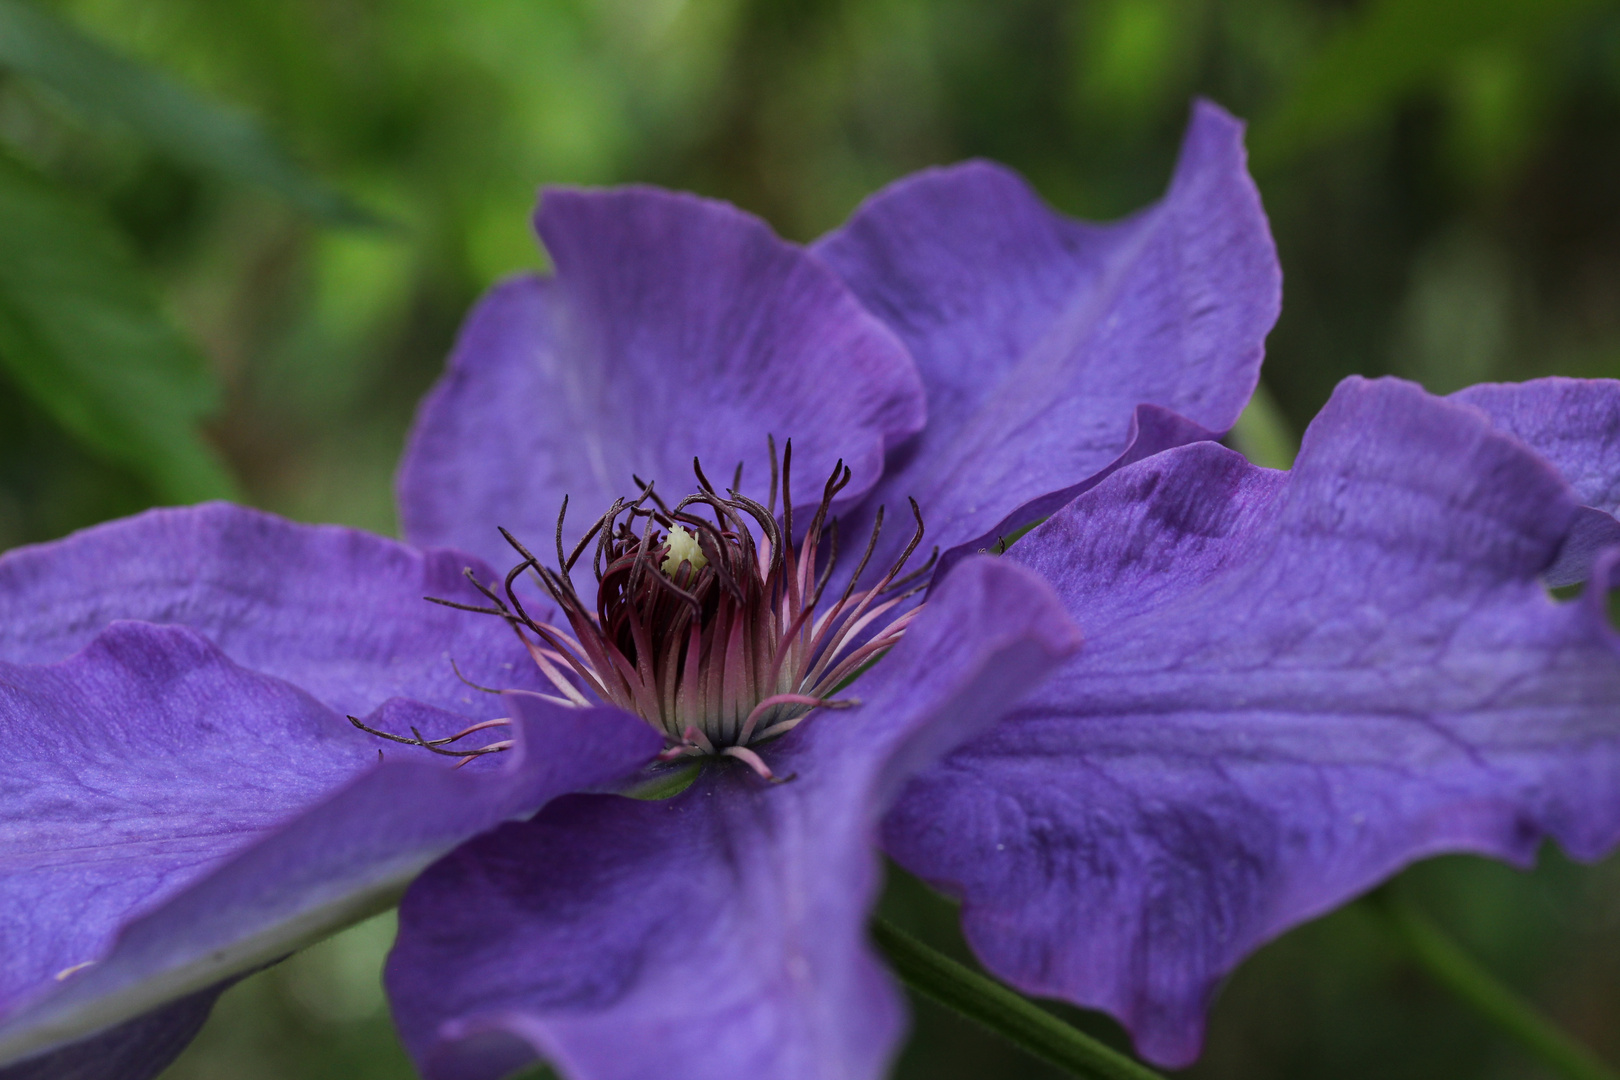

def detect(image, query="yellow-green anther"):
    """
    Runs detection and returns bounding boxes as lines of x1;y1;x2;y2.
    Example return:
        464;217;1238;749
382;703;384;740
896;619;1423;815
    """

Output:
661;525;707;576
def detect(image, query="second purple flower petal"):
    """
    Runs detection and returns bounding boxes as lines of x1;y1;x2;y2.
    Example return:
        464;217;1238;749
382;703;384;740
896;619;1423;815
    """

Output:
813;99;1281;574
0;623;659;1076
397;187;926;576
882;376;1620;1067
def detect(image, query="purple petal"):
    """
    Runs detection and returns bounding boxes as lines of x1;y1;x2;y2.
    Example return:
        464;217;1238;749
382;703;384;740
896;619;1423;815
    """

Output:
1453;378;1620;584
812;100;1279;572
0;982;227;1080
1451;378;1620;512
385;558;1079;1080
881;376;1620;1067
932;404;1219;583
0;501;543;720
397;187;925;574
1543;506;1620;589
0;622;659;1069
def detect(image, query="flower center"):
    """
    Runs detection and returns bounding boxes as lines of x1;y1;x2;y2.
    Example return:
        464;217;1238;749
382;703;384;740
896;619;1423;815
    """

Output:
353;440;933;781
660;525;707;575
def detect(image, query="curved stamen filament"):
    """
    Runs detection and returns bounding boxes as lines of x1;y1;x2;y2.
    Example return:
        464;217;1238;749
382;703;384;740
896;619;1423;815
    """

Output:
347;714;513;764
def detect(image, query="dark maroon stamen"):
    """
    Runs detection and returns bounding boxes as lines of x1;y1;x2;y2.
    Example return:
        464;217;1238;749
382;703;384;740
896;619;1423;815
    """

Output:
374;440;934;780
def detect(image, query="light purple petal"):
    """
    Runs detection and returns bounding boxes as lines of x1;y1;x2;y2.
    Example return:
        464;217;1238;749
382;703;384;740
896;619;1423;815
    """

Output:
0;622;659;1069
398;187;925;575
882;376;1620;1067
1452;378;1620;512
1452;378;1620;584
0;501;543;720
812;100;1279;573
385;558;1079;1080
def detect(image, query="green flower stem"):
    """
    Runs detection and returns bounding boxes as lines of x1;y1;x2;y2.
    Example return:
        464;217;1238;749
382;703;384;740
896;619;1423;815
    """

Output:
1367;889;1618;1080
870;918;1166;1080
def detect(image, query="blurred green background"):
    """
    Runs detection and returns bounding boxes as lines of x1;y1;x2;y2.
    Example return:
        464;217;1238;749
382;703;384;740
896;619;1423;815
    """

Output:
1;0;1618;1076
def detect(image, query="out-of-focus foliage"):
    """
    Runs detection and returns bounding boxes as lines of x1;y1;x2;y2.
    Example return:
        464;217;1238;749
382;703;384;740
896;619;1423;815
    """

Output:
0;0;1617;1076
0;149;233;501
0;0;367;518
1250;0;1609;166
1227;382;1297;470
0;0;371;222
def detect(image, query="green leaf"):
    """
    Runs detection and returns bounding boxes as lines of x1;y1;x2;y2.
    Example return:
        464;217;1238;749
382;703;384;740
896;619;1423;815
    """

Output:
871;918;1167;1080
0;152;237;503
1249;0;1608;168
0;0;376;226
1366;888;1620;1080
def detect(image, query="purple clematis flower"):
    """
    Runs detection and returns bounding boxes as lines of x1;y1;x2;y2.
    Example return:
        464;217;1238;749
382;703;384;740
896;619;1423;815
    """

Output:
377;100;1279;1079
383;96;1620;1077
3;95;1619;1080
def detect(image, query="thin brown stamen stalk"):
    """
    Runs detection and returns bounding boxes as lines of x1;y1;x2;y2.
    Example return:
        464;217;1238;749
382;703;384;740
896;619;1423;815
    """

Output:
348;714;512;758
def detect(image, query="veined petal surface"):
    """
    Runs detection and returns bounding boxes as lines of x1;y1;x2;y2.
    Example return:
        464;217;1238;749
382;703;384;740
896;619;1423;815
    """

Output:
882;377;1620;1066
0;623;659;1075
0;502;540;720
398;187;925;575
385;558;1079;1080
1453;378;1620;584
813;100;1279;574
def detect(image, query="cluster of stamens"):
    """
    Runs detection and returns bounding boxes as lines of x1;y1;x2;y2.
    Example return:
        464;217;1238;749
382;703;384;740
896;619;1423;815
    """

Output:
352;440;933;781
